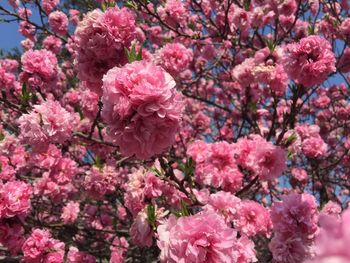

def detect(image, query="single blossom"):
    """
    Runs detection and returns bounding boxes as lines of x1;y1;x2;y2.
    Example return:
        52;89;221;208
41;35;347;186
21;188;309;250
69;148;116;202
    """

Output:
101;61;183;159
282;35;336;87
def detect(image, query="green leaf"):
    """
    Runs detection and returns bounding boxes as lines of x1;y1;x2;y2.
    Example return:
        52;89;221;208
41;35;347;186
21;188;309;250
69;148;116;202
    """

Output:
124;44;143;63
248;101;257;113
150;167;163;177
284;133;297;146
94;155;103;169
307;24;314;35
147;204;156;229
20;83;31;107
179;158;195;179
287;150;294;160
243;0;251;11
125;0;137;9
0;132;5;142
266;39;276;52
180;200;190;217
74;105;84;120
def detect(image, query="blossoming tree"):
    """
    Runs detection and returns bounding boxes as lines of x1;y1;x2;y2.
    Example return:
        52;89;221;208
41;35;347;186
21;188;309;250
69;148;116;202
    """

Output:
0;0;350;262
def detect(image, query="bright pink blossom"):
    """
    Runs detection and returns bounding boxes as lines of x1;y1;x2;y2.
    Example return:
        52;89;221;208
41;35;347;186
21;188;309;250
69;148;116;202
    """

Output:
187;140;243;192
236;135;287;180
42;0;59;13
0;180;32;219
157;211;256;263
155;43;193;76
22;229;65;263
74;7;136;92
20;49;58;91
101;61;183;159
61;201;80;224
18;100;78;151
282;35;336;87
48;11;68;36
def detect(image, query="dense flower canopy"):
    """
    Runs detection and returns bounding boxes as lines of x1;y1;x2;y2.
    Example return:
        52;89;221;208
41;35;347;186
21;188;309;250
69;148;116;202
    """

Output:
0;0;350;262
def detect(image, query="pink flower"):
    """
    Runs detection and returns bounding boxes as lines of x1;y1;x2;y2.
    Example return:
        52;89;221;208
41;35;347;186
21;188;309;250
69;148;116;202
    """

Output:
67;247;96;263
19;21;36;39
270;193;318;239
155;43;193;76
158;0;188;27
101;61;183;159
22;229;65;263
291;167;308;182
157;211;256;263
320;201;342;217
110;237;129;263
20;49;58;91
269;233;311;263
0;180;32;219
79;87;99;119
236;136;287;180
305;208;350;262
130;210;153;247
204;191;241;222
0;223;25;255
338;48;350;73
18;100;78;151
69;9;80;26
0;155;16;181
48;11;68;36
1;59;18;72
61;201;80;224
270;193;318;262
302;136;328;158
74;7;136;92
42;0;59;13
187;141;243;192
84;166;119;199
235;200;272;237
8;0;20;9
43;36;62;54
282;35;336;87
21;38;35;50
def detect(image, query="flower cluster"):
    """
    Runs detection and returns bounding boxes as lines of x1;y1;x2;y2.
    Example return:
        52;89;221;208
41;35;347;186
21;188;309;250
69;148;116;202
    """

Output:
269;193;319;263
22;229;65;263
157;210;257;263
187;140;243;192
18;100;78;151
19;49;59;91
236;135;287;180
0;180;32;219
74;7;136;93
101;61;183;159
282;35;336;87
155;43;193;76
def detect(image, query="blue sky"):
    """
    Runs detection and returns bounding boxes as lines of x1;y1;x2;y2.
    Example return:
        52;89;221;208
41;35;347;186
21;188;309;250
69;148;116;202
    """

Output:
0;1;41;51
